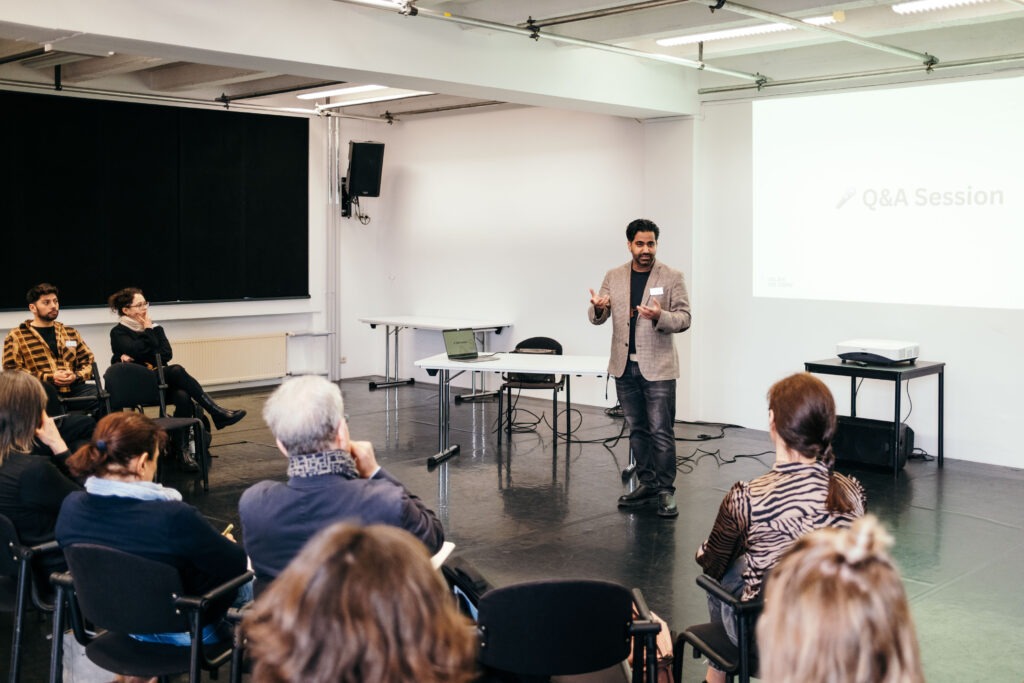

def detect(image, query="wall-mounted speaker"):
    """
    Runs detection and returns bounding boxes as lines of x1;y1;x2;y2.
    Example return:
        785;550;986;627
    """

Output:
345;141;385;198
834;416;913;471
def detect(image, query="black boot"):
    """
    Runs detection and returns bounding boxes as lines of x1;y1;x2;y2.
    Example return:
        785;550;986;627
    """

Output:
198;393;246;430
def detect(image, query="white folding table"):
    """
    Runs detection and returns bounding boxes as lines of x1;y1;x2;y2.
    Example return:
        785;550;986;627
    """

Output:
414;352;609;466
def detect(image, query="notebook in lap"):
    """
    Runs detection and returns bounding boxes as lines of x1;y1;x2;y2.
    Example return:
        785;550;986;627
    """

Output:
443;328;499;363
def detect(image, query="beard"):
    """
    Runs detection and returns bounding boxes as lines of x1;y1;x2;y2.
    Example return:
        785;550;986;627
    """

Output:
39;309;58;321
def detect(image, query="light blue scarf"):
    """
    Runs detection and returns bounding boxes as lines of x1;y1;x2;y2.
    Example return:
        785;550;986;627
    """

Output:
84;476;182;502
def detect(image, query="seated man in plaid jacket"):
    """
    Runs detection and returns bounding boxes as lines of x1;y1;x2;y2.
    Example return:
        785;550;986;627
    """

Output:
3;283;100;417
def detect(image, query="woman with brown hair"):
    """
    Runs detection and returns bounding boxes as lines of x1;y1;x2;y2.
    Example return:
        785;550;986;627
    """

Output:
244;522;477;683
695;372;866;683
56;411;248;646
758;515;924;683
107;287;246;429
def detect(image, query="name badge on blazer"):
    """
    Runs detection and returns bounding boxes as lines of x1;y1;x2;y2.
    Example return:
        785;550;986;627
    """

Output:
649;287;664;296
65;341;78;348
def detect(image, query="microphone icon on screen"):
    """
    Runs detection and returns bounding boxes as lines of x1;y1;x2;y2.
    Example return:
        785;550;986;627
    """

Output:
836;188;856;209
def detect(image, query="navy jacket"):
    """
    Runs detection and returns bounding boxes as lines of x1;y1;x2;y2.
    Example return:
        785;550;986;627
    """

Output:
239;467;444;590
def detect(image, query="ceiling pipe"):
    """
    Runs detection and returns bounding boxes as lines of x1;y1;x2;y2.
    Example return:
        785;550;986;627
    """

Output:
332;0;767;83
698;51;1024;95
519;0;689;30
689;0;938;66
217;80;344;104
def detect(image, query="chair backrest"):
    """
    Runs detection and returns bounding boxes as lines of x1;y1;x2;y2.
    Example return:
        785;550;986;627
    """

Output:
507;336;563;385
103;362;163;412
477;579;633;677
63;543;190;634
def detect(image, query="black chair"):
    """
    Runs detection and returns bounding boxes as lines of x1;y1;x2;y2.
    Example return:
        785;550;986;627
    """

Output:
0;515;60;683
475;578;660;683
49;544;252;683
42;362;106;419
497;337;565;443
102;354;211;491
673;575;762;683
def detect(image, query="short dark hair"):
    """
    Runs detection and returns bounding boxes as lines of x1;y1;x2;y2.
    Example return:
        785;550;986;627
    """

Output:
26;283;58;306
626;219;659;241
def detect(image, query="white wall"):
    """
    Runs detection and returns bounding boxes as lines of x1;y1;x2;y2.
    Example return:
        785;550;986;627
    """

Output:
693;99;1024;468
335;107;696;412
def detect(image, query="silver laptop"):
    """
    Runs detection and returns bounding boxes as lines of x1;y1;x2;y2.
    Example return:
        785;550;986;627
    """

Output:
442;328;499;362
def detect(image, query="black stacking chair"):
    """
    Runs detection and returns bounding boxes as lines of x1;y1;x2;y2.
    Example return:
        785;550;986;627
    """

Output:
49;544;252;683
41;362;106;419
497;337;565;443
102;354;211;491
475;578;660;683
0;515;60;683
673;575;762;683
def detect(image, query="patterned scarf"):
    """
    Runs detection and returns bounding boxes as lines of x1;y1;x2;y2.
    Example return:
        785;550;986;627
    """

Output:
287;449;360;479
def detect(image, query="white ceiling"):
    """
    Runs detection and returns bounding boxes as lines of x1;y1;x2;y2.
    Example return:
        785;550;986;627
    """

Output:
0;0;1021;120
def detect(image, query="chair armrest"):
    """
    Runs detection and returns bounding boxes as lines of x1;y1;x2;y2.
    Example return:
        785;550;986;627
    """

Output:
696;574;744;606
631;587;654;622
175;570;254;612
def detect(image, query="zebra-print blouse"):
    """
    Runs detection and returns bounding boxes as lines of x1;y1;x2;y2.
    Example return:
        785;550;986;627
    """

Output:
696;460;865;601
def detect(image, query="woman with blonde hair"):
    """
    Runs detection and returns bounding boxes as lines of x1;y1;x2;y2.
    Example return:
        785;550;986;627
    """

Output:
758;515;924;683
244;522;477;683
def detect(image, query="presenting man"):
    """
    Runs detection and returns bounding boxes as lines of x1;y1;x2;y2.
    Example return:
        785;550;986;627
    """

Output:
589;219;691;518
3;283;100;415
239;375;444;592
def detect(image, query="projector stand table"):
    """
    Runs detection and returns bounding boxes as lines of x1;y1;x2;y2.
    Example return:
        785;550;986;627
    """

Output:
804;358;944;475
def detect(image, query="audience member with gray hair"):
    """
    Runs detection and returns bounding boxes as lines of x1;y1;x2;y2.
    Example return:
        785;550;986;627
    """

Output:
239;375;444;592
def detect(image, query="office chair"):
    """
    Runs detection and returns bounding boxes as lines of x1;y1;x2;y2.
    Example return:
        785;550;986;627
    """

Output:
673;575;762;683
476;578;660;683
49;544;252;683
497;337;564;444
102;354;211;491
0;514;60;683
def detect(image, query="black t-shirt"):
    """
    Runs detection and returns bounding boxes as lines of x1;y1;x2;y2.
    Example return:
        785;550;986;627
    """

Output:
628;268;652;355
32;325;59;357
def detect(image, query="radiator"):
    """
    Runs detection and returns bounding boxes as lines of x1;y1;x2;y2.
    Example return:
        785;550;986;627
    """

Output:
169;334;287;386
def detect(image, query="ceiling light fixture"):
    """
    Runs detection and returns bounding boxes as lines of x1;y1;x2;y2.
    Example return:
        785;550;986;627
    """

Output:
657;15;836;47
297;84;387;100
315;90;431;110
891;0;992;14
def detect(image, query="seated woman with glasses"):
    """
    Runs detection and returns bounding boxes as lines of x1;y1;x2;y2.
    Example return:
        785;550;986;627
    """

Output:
107;287;245;430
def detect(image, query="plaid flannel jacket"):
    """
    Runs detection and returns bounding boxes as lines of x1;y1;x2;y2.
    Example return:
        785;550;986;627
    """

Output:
2;321;95;393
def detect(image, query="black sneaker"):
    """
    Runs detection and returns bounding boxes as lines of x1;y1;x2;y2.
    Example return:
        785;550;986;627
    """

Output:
657;492;679;518
617;484;660;508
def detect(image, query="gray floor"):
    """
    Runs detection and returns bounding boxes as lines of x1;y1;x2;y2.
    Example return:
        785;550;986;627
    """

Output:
5;377;1023;681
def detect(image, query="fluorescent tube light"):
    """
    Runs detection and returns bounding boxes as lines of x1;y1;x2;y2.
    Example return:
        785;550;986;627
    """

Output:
297;84;387;100
656;15;837;47
892;0;991;14
316;90;431;110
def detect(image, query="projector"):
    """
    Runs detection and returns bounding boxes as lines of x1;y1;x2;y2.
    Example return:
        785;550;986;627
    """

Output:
836;339;919;365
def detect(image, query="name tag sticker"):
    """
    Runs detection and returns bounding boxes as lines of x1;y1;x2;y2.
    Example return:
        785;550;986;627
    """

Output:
650;287;664;296
65;341;78;348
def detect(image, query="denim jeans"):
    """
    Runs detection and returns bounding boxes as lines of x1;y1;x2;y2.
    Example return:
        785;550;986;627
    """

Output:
615;361;677;492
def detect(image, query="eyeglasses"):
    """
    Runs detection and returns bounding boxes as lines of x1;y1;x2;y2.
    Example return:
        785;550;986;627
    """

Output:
128;301;149;309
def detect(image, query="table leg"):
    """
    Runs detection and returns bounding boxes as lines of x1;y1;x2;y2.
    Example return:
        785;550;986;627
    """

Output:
427;369;460;467
850;377;857;417
369;325;416;390
892;379;902;477
938;368;944;467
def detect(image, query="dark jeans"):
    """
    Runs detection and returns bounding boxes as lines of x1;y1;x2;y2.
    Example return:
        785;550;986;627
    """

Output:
615;361;677;492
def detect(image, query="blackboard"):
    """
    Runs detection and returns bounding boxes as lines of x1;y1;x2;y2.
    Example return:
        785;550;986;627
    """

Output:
0;90;309;311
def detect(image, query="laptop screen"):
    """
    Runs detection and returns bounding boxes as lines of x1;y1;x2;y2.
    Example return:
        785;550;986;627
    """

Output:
443;329;478;358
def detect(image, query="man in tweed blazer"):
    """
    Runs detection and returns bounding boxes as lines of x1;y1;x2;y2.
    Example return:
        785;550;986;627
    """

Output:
3;283;99;415
589;219;691;518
